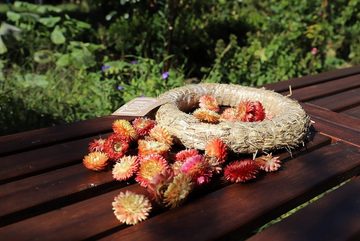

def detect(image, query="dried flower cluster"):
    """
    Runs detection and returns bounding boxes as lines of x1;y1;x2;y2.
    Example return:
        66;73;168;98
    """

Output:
193;94;266;123
83;114;282;226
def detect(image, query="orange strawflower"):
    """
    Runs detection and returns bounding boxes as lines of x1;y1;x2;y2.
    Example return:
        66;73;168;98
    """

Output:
88;138;105;152
83;152;109;171
138;139;170;157
104;134;129;160
136;154;170;187
236;100;265;122
132;117;156;137
175;149;199;162
112;119;138;141
149;125;173;146
112;191;152;225
205;138;228;164
112;156;139;181
193;108;220;123
199;95;220;112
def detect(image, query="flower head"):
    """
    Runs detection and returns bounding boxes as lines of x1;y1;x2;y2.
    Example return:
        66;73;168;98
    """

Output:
101;65;111;72
112;191;152;225
193;108;220;124
181;154;213;185
83;152;109;171
136;154;170;187
220;108;238;122
164;173;193;208
138;139;170;157
146;169;174;203
112;119;138;141
255;154;281;172
104;134;129;160
162;71;169;79
175;149;199;162
149;125;173;146
199;95;220;112
252;101;265;122
236;100;265;122
205;138;228;164
132;117;156;137
88;138;106;152
224;160;259;183
112;156;139;181
311;47;318;55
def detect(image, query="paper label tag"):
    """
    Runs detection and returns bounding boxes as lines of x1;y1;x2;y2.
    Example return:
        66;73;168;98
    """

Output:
112;97;168;117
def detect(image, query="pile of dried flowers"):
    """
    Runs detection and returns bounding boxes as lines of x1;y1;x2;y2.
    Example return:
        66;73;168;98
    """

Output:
82;95;281;225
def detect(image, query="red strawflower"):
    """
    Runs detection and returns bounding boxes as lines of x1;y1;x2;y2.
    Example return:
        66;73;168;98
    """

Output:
252;101;265;121
132;117;156;137
236;100;254;122
88;138;105;152
224;160;259;183
136;154;170;187
181;154;213;185
199;95;220;112
205;138;228;164
104;134;129;160
175;149;199;162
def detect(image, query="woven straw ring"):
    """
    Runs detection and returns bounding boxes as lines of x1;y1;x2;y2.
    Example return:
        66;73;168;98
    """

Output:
156;83;311;154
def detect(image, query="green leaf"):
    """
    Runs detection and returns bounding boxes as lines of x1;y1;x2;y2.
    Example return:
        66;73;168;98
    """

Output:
0;37;7;54
34;50;53;64
6;11;21;22
56;54;71;67
51;26;66;45
39;17;61;28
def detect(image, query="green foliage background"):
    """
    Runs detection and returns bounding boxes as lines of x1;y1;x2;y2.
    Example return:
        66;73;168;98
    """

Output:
0;0;359;135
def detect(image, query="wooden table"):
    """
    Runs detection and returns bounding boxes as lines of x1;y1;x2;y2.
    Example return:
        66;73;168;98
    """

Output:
0;66;359;241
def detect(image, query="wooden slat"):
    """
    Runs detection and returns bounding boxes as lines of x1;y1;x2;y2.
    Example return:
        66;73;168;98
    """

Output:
98;143;360;241
302;103;360;132
342;105;360;119
0;134;110;184
0;115;127;156
247;178;360;241
283;74;360;102
0;164;121;226
308;87;360;112
0;134;332;240
263;65;360;92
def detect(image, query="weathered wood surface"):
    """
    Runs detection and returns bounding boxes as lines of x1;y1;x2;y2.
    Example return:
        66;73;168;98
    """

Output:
1;66;359;241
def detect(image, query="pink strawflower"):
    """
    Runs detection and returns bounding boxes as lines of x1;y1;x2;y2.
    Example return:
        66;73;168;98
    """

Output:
311;47;318;55
224;160;259;183
175;149;199;162
255;154;281;172
112;156;139;181
181;154;213;185
112;191;152;225
220;108;238;122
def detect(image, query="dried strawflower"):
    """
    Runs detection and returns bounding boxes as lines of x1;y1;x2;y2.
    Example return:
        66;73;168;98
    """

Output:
83;152;109;171
132;117;156;137
112;191;152;225
205;138;228;164
171;161;184;176
220;108;238;122
104;134;129;160
146;169;174;203
88;138;105;152
224;160;259;183
236;100;254;122
199;95;220;112
149;125;173;146
138;139;170;157
181;154;213;185
193;108;220;123
164;173;193;208
136;154;170;187
252;101;265;121
255;154;281;172
112;156;139;181
175;149;199;162
112;119;138;141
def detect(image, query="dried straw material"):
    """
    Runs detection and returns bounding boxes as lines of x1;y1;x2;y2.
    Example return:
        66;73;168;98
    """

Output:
156;83;311;153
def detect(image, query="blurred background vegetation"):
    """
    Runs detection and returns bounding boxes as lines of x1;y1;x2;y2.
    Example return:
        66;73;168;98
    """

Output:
0;0;359;135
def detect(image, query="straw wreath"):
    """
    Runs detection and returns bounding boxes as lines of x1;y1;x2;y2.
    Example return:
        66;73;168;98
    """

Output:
156;83;311;154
